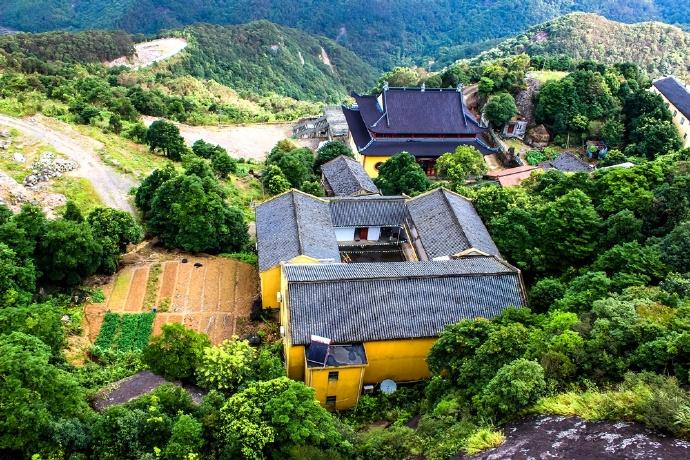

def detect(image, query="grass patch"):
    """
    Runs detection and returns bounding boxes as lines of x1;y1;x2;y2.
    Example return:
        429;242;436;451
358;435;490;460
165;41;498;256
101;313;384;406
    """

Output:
221;252;258;265
73;125;169;179
51;176;104;214
530;70;569;83
143;262;162;309
463;428;505;456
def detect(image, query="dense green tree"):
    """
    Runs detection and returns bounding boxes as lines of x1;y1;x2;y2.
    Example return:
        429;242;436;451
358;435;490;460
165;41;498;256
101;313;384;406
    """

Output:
211;150;237;178
0;332;89;455
539;189;602;270
146;119;188;161
300;180;324;196
164;414;204;459
87;207;144;273
134;163;177;219
197;339;257;392
436;145;488;188
266;147;315;188
192;139;223;159
593;167;654;217
428;319;495;382
629;117;683;159
37;219;103;285
475;359;546;419
592;242;668;285
262;164;292;196
374;67;420;91
483;92;517;127
220;377;351;459
529;278;566;313
601;209;643;248
0;243;35;306
145;172;249;253
374;152;430;196
62;200;84;222
601;119;625;148
0;303;64;356
660;222;690;273
313;141;354;174
554;271;613;313
143;323;211;382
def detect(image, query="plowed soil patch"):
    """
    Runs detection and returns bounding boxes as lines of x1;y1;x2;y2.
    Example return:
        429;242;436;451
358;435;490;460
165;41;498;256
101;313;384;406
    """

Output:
125;267;149;312
86;256;259;344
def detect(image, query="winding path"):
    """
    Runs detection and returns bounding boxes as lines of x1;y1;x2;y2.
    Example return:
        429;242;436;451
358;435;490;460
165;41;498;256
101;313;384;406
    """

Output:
0;114;136;213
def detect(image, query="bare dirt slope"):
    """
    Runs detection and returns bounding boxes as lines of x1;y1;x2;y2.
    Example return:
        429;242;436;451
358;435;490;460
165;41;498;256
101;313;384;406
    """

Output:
461;415;690;460
142;116;319;161
108;38;188;70
0;114;135;212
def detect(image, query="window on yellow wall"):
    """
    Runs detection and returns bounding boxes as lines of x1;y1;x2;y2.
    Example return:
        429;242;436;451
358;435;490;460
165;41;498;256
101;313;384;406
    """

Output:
328;371;339;381
326;396;336;407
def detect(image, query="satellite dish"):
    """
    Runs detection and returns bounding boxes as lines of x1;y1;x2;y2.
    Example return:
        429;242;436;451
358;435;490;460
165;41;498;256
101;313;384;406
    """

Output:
380;379;397;394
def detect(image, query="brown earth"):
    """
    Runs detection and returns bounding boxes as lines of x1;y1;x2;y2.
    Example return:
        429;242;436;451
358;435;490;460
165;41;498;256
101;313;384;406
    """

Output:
85;252;259;344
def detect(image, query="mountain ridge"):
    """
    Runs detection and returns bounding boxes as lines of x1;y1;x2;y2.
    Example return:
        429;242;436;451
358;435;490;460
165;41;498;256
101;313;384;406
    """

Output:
1;0;688;69
472;13;690;80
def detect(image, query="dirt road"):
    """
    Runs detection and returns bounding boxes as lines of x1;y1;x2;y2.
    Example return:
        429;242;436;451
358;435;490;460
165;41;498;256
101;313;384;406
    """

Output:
142;116;319;161
0;114;136;212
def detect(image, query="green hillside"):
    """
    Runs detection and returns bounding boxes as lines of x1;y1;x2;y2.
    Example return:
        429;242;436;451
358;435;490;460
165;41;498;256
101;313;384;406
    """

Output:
168;21;377;102
475;13;690;79
1;1;688;69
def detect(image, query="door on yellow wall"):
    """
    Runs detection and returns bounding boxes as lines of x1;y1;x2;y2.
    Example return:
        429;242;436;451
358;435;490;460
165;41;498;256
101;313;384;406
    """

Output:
327;370;339;397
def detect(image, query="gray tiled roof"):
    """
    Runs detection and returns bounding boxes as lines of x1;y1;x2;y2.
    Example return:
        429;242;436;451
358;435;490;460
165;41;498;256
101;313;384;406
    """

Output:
255;191;341;271
285;258;525;345
328;195;408;227
321;155;379;197
407;188;500;259
654;76;690;121
283;257;514;282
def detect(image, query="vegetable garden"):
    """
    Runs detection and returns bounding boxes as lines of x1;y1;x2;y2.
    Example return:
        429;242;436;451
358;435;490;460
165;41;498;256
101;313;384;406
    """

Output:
94;312;155;353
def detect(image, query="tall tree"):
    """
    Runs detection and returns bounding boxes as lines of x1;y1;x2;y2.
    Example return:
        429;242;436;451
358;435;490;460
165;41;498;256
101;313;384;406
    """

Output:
145;120;187;161
374;152;430;196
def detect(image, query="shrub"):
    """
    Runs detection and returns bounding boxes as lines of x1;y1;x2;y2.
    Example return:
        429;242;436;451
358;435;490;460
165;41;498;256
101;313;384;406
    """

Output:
357;426;418;460
142;323;211;382
475;359;546;419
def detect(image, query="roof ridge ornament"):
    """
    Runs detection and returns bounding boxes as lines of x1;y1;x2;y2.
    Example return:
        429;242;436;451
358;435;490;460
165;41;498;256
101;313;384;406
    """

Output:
421;82;426;92
383;81;389;92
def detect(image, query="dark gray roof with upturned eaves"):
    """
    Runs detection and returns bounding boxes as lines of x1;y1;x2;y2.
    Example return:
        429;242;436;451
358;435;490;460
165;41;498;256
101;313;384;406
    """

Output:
321;155;379;197
284;257;525;345
255;191;340;271
328;195;408;227
407;188;500;259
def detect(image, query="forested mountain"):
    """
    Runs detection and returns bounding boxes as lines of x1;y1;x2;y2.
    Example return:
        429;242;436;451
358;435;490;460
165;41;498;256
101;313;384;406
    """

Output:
1;1;689;69
475;13;690;80
169;21;377;102
0;22;375;103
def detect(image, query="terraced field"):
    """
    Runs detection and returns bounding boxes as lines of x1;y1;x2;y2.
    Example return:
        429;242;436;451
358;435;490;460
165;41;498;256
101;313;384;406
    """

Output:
85;255;258;344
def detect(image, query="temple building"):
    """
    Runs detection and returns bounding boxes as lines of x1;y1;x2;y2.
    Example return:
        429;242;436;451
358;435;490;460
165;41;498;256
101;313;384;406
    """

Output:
342;84;496;177
255;188;526;410
652;76;690;148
